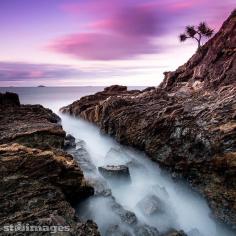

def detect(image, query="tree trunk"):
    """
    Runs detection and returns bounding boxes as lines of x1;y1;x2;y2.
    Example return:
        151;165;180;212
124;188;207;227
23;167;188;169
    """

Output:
197;40;201;49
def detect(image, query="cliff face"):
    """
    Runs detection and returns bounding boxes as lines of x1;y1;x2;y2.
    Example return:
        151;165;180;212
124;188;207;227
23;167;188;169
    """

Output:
161;9;236;91
0;92;100;236
60;10;236;227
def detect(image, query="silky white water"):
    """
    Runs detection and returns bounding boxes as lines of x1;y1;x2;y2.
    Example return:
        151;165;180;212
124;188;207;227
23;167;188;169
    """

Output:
60;114;234;236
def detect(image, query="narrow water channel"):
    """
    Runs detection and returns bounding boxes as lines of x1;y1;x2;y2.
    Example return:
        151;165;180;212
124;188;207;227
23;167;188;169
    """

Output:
60;114;234;236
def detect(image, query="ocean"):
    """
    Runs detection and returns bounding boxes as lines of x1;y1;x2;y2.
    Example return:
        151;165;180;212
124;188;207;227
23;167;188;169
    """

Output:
0;86;146;112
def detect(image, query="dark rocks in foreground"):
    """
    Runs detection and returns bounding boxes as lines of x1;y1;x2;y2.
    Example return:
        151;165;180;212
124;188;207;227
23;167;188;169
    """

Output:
0;92;100;236
0;143;97;235
60;10;236;228
0;91;20;106
0;95;65;149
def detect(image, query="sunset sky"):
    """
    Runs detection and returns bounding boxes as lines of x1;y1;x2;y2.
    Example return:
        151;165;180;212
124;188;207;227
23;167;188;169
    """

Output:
0;0;234;86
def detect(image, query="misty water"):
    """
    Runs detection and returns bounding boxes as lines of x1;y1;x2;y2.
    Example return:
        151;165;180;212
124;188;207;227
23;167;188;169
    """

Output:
0;87;234;236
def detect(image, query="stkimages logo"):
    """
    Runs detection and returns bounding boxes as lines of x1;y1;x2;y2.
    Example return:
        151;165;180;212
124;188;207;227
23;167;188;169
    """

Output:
2;222;71;234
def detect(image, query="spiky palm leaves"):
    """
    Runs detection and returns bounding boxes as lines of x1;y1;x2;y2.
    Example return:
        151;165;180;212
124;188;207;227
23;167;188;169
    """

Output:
179;22;214;49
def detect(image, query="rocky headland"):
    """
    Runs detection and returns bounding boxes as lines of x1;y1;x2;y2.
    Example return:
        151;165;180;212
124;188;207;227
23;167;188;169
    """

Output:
60;10;236;228
0;92;100;235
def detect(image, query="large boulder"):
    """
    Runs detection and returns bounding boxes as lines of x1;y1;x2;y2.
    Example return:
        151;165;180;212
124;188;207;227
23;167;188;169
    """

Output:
98;165;131;182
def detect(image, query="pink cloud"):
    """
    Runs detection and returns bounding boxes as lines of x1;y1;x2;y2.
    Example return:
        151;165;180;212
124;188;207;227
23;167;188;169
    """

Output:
29;70;44;78
88;5;162;36
51;2;166;60
52;0;235;60
48;33;157;60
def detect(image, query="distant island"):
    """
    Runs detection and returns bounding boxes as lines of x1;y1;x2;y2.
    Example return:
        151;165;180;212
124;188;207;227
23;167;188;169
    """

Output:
37;85;46;87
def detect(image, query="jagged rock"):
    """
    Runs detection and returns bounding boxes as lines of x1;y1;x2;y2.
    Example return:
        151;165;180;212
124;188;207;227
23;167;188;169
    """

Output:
0;92;65;149
0;93;100;235
86;177;112;196
64;134;76;149
60;85;141;124
142;87;156;92
98;165;131;182
60;10;236;227
136;195;164;216
0;144;99;236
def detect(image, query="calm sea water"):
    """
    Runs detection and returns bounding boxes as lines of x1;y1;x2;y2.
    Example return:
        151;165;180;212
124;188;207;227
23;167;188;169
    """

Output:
0;86;146;112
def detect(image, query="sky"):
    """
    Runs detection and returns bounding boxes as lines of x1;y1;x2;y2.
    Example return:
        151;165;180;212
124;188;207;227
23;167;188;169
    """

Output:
0;0;235;86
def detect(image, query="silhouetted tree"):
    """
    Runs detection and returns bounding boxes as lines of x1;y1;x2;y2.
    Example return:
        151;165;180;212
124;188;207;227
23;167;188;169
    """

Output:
179;22;214;49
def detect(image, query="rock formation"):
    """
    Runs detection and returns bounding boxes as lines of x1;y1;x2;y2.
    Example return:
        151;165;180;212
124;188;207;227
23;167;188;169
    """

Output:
0;93;65;149
98;165;131;182
0;92;100;235
60;10;236;227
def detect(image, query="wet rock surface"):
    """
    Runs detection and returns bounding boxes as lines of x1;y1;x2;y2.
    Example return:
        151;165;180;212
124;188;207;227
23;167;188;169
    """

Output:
60;11;236;227
98;165;131;182
0;93;100;235
64;134;76;149
110;201;138;226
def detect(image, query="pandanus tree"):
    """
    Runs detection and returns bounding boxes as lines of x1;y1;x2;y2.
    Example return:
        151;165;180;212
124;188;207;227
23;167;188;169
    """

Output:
179;22;214;49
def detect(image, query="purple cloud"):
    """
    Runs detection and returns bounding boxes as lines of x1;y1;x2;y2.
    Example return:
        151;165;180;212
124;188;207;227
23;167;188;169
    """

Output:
0;62;80;82
49;1;173;60
0;61;162;85
48;32;158;60
49;0;235;60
